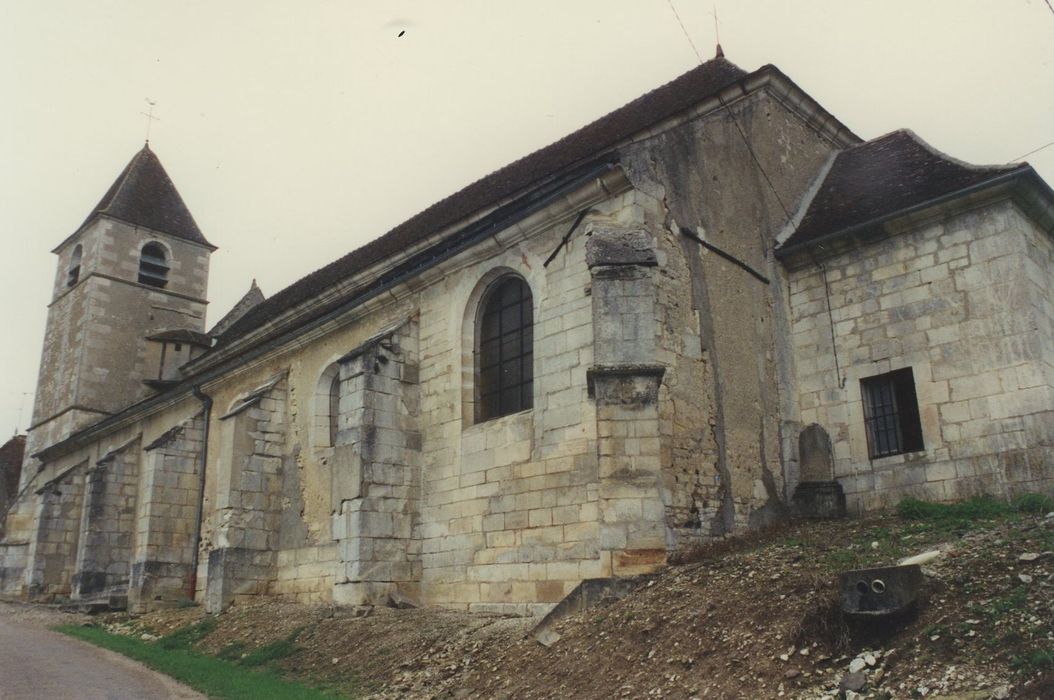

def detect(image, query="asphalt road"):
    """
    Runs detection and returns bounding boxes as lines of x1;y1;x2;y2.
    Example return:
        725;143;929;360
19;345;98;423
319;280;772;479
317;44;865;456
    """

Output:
0;601;202;700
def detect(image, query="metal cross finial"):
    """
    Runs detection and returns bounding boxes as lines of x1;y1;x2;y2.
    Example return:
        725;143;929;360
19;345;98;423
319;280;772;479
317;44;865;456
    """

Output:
141;98;160;143
711;4;721;46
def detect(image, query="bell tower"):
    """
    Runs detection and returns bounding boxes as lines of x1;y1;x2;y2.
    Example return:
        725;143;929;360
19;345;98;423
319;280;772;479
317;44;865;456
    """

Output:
26;143;216;458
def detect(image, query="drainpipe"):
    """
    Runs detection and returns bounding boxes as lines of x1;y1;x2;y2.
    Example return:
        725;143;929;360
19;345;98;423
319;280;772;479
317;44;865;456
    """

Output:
188;385;212;601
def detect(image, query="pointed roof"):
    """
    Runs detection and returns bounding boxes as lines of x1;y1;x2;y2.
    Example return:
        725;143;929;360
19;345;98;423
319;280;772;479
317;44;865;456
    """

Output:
779;130;1029;254
73;143;214;249
208;279;265;337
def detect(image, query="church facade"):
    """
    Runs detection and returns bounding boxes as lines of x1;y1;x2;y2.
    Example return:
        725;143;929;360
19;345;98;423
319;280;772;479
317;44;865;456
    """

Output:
2;55;1052;614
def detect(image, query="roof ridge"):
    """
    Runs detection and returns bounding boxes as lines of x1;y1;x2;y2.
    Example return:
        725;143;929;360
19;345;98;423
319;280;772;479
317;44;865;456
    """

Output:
778;126;1034;256
897;128;1025;173
214;55;753;346
98;144;149;217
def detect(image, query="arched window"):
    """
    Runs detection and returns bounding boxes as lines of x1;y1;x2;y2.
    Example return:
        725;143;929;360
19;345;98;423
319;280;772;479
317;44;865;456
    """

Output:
67;244;82;287
314;363;342;449
328;372;341;446
476;276;533;422
138;242;169;288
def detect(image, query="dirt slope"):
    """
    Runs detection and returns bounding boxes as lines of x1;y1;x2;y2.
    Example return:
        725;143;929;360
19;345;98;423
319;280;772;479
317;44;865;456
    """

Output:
112;508;1053;699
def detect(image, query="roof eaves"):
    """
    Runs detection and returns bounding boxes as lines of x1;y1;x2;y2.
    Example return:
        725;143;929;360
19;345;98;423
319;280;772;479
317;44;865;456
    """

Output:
51;212;219;256
33;158;629;465
775;166;1037;265
187;155;625;375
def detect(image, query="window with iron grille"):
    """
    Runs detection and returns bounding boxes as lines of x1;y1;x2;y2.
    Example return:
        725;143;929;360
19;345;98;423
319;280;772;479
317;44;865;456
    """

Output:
476;276;533;422
861;367;924;459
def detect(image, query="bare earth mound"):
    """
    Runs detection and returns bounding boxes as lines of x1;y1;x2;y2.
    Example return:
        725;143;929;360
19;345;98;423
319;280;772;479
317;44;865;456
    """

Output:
106;509;1053;699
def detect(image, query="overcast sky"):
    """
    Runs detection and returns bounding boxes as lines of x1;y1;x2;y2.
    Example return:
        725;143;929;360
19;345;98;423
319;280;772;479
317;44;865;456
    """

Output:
2;1;1052;439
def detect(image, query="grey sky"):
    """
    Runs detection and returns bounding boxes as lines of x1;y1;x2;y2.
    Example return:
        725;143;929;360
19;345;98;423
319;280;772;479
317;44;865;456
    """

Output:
2;1;1052;438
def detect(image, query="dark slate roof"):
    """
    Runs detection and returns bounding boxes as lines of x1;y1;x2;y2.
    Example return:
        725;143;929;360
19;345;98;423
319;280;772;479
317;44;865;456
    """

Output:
216;56;750;345
77;144;214;249
780;130;1028;252
209;279;265;337
0;434;25;471
145;329;213;346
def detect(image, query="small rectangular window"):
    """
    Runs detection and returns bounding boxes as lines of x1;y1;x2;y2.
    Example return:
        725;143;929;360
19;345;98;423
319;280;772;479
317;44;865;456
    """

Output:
861;367;924;459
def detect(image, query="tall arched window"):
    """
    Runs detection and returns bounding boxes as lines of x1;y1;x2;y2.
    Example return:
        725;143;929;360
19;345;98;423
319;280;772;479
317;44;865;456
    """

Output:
314;363;342;449
138;242;169;288
476;276;533;422
328;373;341;446
67;244;82;287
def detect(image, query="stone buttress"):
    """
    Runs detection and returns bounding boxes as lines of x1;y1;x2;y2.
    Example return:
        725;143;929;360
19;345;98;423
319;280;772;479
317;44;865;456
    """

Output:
205;374;288;612
331;322;421;605
585;224;669;575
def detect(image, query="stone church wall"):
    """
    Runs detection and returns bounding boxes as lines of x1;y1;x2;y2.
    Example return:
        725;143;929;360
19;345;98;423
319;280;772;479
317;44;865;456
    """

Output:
620;88;842;540
5;79;911;612
787;200;1054;512
72;438;140;599
129;413;206;612
412;203;605;614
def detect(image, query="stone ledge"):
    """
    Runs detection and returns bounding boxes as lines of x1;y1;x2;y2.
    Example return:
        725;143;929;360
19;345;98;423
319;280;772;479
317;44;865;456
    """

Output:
587;364;665;405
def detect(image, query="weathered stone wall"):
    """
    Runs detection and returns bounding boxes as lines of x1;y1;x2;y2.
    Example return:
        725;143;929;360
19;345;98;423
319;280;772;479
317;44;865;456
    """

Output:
620;89;843;540
129;414;205;611
787;200;1054;512
25;466;85;599
72;438;140;599
202;375;287;612
413;206;604;615
272;544;337;602
331;322;421;605
7;81;874;612
26;218;212;510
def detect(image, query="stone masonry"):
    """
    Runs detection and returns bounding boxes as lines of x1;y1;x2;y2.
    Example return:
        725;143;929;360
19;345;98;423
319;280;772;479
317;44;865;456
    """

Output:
787;200;1054;512
204;374;288;612
331;322;421;605
72;438;140;600
129;415;205;612
4;56;1052;615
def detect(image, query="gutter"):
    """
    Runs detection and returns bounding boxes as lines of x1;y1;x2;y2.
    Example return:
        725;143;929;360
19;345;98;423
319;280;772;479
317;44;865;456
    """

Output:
188;386;212;601
776;167;1045;262
34;156;623;464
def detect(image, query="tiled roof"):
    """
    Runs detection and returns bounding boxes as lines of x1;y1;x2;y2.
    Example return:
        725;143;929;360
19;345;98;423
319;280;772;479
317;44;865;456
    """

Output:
780;130;1028;253
216;56;750;345
78;143;214;249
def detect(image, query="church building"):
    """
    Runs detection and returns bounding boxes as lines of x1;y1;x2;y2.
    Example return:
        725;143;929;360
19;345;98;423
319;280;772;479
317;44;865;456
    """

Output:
2;53;1052;614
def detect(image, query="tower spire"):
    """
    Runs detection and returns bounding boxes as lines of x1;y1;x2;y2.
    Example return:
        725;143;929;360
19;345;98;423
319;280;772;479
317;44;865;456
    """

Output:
712;4;723;58
140;98;160;144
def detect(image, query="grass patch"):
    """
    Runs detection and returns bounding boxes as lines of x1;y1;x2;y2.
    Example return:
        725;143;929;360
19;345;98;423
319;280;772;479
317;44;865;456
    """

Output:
1011;647;1054;671
987;587;1029;619
156;616;218;650
54;624;338;699
1011;493;1054;515
896;493;1053;529
896;495;1012;523
217;640;249;661
240;627;304;667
